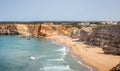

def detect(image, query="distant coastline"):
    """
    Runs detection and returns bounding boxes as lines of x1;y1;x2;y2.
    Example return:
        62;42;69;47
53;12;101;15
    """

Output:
0;20;120;24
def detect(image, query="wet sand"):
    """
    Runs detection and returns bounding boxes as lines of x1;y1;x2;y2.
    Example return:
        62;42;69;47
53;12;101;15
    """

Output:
46;36;120;71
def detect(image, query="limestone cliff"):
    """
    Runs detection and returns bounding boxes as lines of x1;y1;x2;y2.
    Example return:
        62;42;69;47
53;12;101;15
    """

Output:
15;24;31;36
0;24;71;37
78;25;120;55
89;25;120;55
79;27;94;41
0;24;18;35
26;24;70;37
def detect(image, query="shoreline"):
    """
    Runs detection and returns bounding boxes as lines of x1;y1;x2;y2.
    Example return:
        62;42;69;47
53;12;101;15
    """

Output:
65;46;96;71
51;40;95;71
46;36;120;71
46;37;97;71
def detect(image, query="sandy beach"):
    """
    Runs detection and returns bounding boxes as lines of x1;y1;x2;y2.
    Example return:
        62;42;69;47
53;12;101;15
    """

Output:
46;36;120;71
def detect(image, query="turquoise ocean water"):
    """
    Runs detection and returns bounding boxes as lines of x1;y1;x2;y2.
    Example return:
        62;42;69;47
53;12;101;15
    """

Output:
0;35;88;71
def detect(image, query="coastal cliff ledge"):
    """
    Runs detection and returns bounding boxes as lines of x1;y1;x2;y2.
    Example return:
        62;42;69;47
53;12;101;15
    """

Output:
0;24;71;37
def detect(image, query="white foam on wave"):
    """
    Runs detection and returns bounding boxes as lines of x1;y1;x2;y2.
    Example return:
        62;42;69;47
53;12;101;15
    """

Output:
47;58;64;61
40;65;73;71
78;60;93;71
51;41;56;44
51;41;61;45
66;47;69;53
55;46;67;55
36;55;48;59
56;48;65;51
29;56;36;60
36;54;65;59
52;42;67;56
71;54;94;71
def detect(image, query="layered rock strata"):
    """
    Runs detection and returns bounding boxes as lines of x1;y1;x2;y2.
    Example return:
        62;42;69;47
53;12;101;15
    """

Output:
89;25;120;55
78;25;120;55
0;24;18;35
0;24;71;37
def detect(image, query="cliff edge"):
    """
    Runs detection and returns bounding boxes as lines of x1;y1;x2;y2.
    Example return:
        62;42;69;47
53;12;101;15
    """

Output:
0;24;71;37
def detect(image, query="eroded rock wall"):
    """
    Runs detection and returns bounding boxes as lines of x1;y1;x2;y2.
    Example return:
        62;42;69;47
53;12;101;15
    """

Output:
79;27;93;41
0;24;71;37
26;24;71;37
0;24;18;35
89;25;120;55
40;24;70;36
79;25;120;55
15;24;31;36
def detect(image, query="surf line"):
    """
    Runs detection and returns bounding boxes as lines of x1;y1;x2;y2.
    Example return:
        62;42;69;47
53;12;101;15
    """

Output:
64;45;97;71
48;39;97;71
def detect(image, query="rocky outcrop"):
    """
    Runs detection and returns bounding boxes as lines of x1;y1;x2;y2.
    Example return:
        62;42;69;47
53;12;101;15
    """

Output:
0;24;18;35
15;24;31;36
70;27;79;38
79;27;93;41
37;24;70;36
89;25;120;55
109;63;120;71
0;24;71;37
78;25;120;55
26;24;71;37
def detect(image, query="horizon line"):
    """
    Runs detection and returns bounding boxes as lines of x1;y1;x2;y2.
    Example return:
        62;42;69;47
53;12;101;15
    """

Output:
0;20;120;22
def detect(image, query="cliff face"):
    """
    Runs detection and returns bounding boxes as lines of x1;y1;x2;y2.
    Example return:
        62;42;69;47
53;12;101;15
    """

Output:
15;24;31;36
37;24;70;36
0;24;71;37
89;25;120;55
79;25;120;55
0;24;19;35
26;24;71;37
79;27;93;41
70;27;79;38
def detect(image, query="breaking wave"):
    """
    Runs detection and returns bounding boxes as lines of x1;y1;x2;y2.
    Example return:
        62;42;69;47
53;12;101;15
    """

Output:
39;65;74;71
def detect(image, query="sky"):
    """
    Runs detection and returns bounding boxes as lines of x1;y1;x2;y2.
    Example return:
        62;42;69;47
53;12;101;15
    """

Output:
0;0;120;21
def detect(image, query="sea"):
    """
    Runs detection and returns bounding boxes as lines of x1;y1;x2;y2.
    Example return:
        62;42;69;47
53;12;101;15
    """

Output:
0;35;89;71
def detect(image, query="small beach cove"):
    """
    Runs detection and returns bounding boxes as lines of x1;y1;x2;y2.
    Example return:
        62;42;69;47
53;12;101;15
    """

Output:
46;36;120;71
0;35;89;71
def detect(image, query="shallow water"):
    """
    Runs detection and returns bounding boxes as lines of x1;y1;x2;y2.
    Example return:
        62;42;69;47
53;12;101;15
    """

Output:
0;35;88;71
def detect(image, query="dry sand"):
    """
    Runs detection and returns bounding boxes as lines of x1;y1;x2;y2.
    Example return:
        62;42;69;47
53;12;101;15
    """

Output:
46;36;120;71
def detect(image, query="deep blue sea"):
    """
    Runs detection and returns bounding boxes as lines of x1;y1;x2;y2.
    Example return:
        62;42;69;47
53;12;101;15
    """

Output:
0;35;88;71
